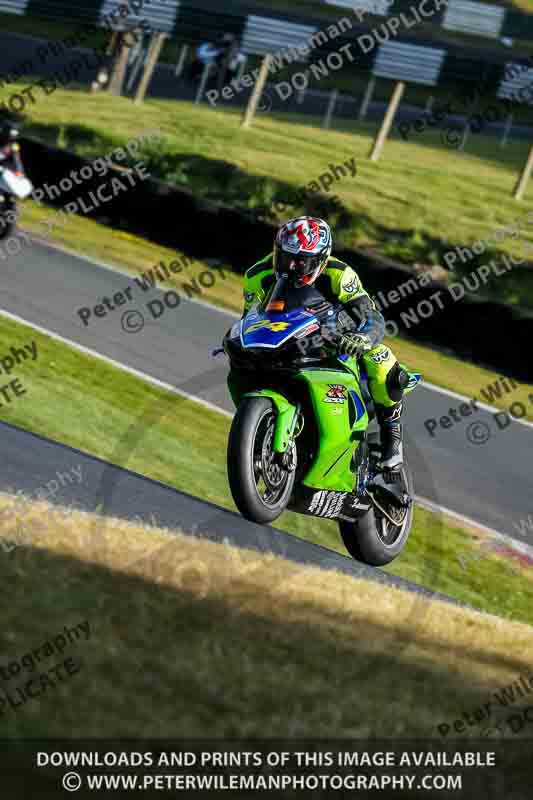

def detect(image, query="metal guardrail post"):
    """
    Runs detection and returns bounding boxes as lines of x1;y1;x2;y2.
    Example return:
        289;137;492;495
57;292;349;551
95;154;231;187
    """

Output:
175;44;189;77
358;76;376;121
236;60;247;82
323;89;338;130
458;121;470;152
500;112;514;148
195;62;212;104
513;144;533;200
242;54;273;129
460;94;481;153
369;81;405;162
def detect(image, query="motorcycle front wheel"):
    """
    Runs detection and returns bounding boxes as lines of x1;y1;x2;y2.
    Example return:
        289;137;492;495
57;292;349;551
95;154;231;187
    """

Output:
0;198;16;240
227;397;296;524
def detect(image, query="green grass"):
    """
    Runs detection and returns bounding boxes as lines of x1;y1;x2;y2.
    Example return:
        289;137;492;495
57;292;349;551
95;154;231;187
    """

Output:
2;503;533;742
2;504;533;749
1;311;532;627
9;83;533;419
10;85;533;308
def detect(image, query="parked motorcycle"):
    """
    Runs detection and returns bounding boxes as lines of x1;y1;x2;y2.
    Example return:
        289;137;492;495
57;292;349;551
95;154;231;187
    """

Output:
222;276;421;566
0;123;33;239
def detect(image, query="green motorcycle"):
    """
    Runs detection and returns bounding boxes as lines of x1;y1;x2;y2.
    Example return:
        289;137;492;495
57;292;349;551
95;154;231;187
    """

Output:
223;277;421;566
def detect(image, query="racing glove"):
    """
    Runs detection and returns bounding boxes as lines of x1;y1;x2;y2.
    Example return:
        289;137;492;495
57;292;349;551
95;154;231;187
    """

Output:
338;332;373;357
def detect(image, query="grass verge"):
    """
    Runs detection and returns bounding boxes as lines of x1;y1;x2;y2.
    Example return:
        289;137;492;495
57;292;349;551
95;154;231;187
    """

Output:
20;202;241;313
2;85;533;307
1;499;533;738
1;312;532;626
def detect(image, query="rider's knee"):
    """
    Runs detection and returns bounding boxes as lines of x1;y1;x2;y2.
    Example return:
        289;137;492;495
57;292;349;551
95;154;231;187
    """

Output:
386;362;409;403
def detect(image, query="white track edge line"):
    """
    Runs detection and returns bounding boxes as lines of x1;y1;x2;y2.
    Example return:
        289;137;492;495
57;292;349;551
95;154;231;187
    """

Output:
414;495;533;560
23;231;234;319
2;308;533;559
0;308;232;418
421;379;533;430
20;235;533;430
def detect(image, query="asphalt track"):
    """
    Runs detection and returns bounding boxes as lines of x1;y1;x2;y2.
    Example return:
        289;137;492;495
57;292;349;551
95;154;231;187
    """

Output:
0;417;465;605
0;238;532;549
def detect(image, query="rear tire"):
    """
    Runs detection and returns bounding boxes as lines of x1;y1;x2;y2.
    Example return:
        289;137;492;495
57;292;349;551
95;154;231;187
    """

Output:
338;462;414;566
227;397;296;524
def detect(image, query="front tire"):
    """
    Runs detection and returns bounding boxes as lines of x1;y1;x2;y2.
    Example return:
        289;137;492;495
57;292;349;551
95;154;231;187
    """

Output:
338;462;414;566
0;200;16;240
227;397;296;524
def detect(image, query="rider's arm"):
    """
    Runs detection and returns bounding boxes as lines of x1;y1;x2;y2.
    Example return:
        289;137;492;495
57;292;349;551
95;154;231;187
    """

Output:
328;262;385;351
345;294;385;350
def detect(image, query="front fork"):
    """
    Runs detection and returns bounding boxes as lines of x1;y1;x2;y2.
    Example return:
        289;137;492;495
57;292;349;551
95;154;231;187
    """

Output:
242;389;300;471
277;402;301;471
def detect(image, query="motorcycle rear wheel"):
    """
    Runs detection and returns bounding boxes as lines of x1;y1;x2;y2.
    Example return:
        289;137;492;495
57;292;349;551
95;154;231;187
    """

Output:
338;461;414;566
227;397;296;524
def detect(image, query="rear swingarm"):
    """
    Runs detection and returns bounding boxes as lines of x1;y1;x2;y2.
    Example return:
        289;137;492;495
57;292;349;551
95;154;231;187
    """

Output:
365;483;412;528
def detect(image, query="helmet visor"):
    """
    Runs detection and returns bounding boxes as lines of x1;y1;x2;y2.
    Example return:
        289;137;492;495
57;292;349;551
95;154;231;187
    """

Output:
275;251;325;286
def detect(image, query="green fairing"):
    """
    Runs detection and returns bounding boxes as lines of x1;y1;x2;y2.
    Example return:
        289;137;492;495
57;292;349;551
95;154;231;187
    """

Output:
239;357;368;495
297;358;368;493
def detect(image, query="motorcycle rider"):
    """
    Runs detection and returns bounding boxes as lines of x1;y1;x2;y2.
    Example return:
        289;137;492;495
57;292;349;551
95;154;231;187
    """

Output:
0;120;21;165
241;216;409;469
0;120;23;235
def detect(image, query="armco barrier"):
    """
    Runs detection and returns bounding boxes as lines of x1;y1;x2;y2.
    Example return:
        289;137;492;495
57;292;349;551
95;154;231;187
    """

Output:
19;135;532;382
1;0;532;42
0;0;531;96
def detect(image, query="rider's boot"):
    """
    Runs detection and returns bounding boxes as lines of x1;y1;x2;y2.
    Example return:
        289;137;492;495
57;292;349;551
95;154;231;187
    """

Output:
376;401;404;469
